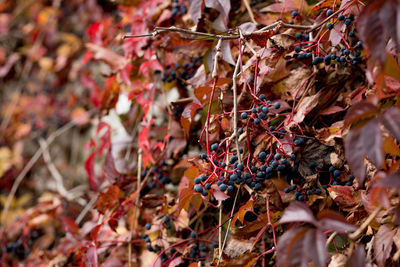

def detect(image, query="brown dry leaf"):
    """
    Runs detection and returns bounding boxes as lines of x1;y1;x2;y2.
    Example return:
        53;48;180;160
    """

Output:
270;33;296;50
284;67;312;98
86;43;127;71
329;254;347;267
224;238;253;259
293;91;322;124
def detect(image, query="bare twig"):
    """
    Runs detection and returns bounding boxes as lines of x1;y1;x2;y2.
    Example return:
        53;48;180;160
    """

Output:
128;149;142;267
39;138;80;200
243;0;258;25
348;206;383;241
326;232;337;248
212;39;223;78
0;112;91;226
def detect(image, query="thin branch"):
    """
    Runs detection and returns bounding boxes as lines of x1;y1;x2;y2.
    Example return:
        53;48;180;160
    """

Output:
348;206;383;241
212;39;223;78
217;185;241;266
39;138;80;200
0;112;92;226
128;149;142;267
243;0;258;26
326;232;337;248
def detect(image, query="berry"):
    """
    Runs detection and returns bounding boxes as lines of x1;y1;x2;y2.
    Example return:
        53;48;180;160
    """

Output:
294;138;304;146
241;112;248;119
340;56;347;62
259;94;266;101
289;20;294;24
164;216;170;223
284;187;291;193
190;232;197;238
348;174;355;180
298;195;305;201
200;244;207;251
349;31;355;37
251;107;257;113
295;46;301;53
194;184;203;193
269;126;275;131
230;155;238;164
227;185;234;192
291;10;299;17
201;153;208;160
194;177;201;184
201;175;207;182
309;162;317;169
338;14;345;21
305;52;313;59
211;143;219;151
346;181;353;186
205;183;211;190
146;245;154;252
237;163;244;171
254;118;260;125
219;184;227;191
324;56;331;65
343;49;350;56
258;112;267;120
290;154;296;160
326;9;333;16
296;33;303;39
354;51;361;57
273;102;281;109
356;41;362;48
333;169;341;178
166;223;171;229
274;153;282;160
306;190;313;195
145;223;151;230
315;188;322;195
329;166;335;172
313;56;324;65
212;243;218;248
238;128;243;134
327;23;334;30
255;183;262;190
289;184;297;191
344;18;351;25
145;236;151;242
262;106;269;114
202;189;208;196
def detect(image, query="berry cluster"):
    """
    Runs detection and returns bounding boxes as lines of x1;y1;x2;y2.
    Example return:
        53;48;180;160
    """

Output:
170;0;187;24
142;162;172;190
293;8;363;67
1;231;39;261
162;57;202;85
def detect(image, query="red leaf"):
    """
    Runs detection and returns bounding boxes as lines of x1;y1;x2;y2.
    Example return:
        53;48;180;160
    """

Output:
344;128;367;184
277;227;327;267
375;173;400;189
346;245;367;267
344;100;377;128
380;107;400;142
85;152;100;190
328;185;359;210
86;43;127;71
204;0;231;30
362;118;384;168
84;246;98;267
374;224;395;267
180;103;201;135
103;151;119;183
318;218;356;233
356;0;400;64
96;185;123;214
61;216;80;236
279;202;318;226
249;30;275;47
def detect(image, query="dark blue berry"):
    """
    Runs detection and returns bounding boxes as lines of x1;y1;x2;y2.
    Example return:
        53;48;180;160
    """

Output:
329;166;335;172
326;9;333;16
164;216;170;223
348;174;355;180
201;153;208;159
145;237;151;242
194;184;203;193
273;102;281;109
306;190;313;195
315;188;322;195
145;223;151;230
194;177;201;184
241;112;248;119
284;187;291;193
344;18;351;25
327;23;334;30
356;41;362;48
289;20;294;24
200;244;207;251
166;223;171;229
190;232;196;238
309;162;317;169
254;118;260;125
298;195;305;201
333;169;341;178
343;49;350;56
262;106;269;113
212;243;218;248
296;33;302;39
230;156;238;164
219;184;227;191
205;183;211;190
292;10;299;17
227;185;234;192
349;31;355;37
211;143;219;151
202;189;208;196
289;184;296;191
295;46;301;53
251;107;257;113
146;245;154;251
338;14;345;21
274;153;282;160
255;183;262;190
290;154;296;160
238;128;243;134
269;126;275;131
237;163;244;170
259;94;266;101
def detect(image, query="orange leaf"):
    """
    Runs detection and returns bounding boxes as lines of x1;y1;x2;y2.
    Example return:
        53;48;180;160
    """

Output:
384;136;400;156
232;197;254;227
184;165;199;181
